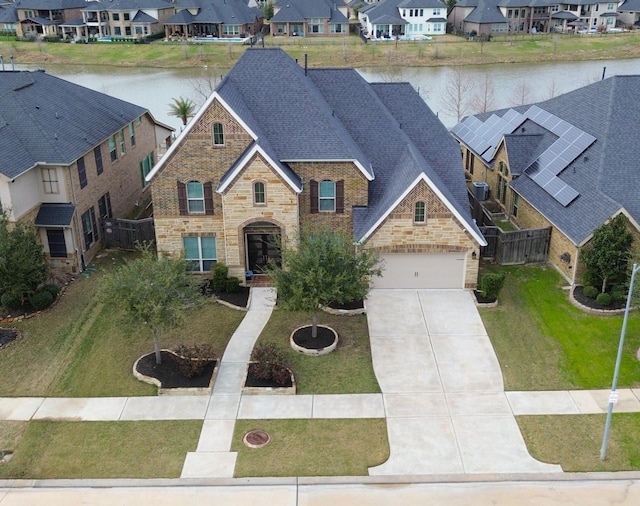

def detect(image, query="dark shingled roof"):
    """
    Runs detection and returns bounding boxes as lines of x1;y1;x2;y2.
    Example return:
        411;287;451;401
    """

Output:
464;0;507;24
17;0;87;8
0;70;147;180
271;0;347;22
619;0;640;11
84;0;173;10
35;203;76;227
361;0;447;25
212;48;480;243
0;5;18;24
454;75;640;245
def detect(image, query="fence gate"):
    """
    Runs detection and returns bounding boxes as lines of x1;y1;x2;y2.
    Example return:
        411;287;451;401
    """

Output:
102;218;155;250
480;226;551;265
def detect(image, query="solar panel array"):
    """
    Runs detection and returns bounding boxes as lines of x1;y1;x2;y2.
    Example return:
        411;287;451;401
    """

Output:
452;105;596;208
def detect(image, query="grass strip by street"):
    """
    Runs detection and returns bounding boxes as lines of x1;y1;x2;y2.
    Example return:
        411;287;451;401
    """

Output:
256;310;381;394
517;413;640;471
0;252;245;397
2;32;640;71
479;264;640;391
0;420;202;479
232;418;389;477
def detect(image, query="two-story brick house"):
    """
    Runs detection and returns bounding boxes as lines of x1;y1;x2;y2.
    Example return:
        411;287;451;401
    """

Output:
15;0;87;39
147;48;485;289
452;75;640;284
0;69;173;273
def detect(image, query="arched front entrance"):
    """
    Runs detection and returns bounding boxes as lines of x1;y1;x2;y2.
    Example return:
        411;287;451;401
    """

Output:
244;221;282;275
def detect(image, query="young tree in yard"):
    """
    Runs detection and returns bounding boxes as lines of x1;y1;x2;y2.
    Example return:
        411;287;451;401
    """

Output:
267;228;382;338
168;96;196;126
581;214;634;293
100;249;203;364
0;210;48;308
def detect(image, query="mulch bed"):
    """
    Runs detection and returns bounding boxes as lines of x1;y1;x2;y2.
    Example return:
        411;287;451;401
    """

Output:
473;290;496;304
572;285;626;311
135;351;216;389
201;281;250;308
245;368;293;388
327;299;364;311
0;328;20;349
291;325;337;350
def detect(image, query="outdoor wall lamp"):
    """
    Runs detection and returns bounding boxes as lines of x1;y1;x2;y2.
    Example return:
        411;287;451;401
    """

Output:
472;251;477;260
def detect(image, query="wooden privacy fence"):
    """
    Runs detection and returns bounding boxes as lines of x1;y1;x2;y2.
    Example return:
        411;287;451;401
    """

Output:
102;218;155;251
480;226;551;265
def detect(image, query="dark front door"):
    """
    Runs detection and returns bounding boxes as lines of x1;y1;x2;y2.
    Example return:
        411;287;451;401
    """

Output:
246;233;281;273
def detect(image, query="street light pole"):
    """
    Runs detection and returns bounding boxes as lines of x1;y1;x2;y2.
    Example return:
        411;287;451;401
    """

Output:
600;263;639;461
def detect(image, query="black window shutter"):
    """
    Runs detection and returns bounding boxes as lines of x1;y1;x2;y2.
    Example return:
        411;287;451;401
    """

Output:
336;180;344;214
310;180;318;214
204;182;214;215
177;181;187;215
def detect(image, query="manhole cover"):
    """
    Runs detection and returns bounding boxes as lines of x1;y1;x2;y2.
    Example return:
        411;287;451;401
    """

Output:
243;429;270;449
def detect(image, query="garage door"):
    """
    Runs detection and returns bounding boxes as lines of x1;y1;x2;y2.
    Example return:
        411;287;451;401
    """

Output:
371;253;466;289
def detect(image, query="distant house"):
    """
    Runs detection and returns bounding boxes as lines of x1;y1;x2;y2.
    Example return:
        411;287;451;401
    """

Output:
147;48;485;289
164;0;263;39
0;70;173;273
358;0;447;39
270;0;350;37
77;0;176;41
0;3;18;36
451;76;640;284
15;0;87;39
449;0;623;35
618;0;640;28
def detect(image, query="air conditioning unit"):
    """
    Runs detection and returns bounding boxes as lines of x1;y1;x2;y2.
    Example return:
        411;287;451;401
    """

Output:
472;181;489;201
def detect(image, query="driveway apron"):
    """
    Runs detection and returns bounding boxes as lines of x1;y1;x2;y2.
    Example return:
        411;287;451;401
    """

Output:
366;289;561;475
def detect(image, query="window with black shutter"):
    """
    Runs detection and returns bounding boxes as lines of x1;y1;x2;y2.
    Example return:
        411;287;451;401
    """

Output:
203;182;214;215
177;181;188;215
310;180;318;213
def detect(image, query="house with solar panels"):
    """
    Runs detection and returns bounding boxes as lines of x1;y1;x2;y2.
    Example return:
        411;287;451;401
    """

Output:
0;69;173;273
147;48;486;289
451;75;640;284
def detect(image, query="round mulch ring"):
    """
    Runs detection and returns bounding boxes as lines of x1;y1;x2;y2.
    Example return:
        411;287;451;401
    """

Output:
290;325;338;356
243;430;271;448
0;328;20;349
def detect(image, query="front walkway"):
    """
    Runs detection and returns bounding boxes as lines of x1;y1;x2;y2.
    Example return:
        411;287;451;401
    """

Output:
2;289;640;479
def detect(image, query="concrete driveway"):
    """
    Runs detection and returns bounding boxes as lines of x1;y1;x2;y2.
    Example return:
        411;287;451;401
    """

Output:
366;289;562;475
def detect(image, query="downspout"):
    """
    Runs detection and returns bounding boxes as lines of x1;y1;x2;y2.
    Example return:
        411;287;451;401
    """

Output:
66;164;84;273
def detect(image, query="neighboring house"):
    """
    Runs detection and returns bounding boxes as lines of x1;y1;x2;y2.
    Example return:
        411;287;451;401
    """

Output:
14;0;87;39
76;0;176;41
451;75;640;284
0;69;173;273
618;0;640;28
449;0;623;35
0;3;18;35
358;0;447;39
147;48;485;289
164;0;263;39
270;0;349;37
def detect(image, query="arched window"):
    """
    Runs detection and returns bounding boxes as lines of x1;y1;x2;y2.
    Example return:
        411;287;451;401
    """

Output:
187;181;205;213
253;181;266;205
414;201;426;223
318;180;336;212
212;122;224;146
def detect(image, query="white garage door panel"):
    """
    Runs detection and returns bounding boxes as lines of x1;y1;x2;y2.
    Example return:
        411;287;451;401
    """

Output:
372;253;465;289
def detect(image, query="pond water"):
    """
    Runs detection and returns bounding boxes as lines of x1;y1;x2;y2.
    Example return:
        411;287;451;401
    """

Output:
15;56;640;132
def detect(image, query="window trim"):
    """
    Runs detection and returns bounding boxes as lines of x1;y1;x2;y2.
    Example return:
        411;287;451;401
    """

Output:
42;168;59;194
212;122;225;146
414;201;427;224
253;181;266;206
318;180;336;212
186;181;205;214
183;236;217;272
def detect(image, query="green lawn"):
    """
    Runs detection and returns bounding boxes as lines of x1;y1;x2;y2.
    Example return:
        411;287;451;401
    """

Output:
479;264;640;390
517;414;640;471
3;32;640;70
0;252;245;397
0;420;201;479
255;309;380;394
232;418;389;477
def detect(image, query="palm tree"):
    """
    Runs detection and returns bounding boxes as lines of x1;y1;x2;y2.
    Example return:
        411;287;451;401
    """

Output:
168;96;196;126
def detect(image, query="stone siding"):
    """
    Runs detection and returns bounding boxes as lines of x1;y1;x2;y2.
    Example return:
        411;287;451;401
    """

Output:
364;180;481;288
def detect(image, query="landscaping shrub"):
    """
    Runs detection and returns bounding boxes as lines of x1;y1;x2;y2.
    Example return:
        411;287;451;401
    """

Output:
171;344;216;378
211;263;228;292
225;276;240;293
611;287;627;303
596;292;612;306
43;283;61;298
29;290;54;311
480;272;506;300
582;285;599;299
249;343;291;385
1;289;23;310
